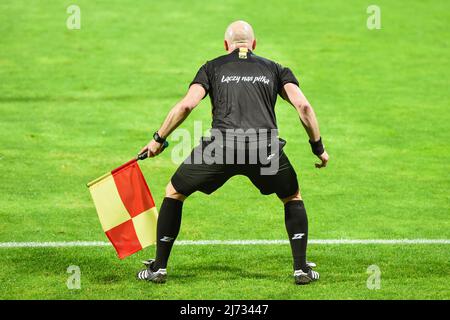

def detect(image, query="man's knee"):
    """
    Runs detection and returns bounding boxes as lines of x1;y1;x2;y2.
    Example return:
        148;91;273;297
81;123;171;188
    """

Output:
280;190;302;205
165;182;187;201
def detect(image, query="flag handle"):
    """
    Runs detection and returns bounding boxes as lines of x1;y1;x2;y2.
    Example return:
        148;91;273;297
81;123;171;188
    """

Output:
137;141;169;160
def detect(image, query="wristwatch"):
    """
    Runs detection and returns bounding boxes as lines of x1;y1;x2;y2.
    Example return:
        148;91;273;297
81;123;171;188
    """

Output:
153;131;166;144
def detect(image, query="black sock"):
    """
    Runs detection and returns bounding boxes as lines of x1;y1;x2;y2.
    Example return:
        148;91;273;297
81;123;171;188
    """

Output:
152;197;183;271
284;200;308;271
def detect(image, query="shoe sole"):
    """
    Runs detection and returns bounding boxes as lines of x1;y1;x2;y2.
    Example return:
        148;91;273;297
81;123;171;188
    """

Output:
149;274;167;284
294;275;315;285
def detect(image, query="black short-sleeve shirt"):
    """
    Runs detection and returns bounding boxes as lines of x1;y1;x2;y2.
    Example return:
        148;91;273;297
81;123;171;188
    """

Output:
190;48;299;131
190;64;210;95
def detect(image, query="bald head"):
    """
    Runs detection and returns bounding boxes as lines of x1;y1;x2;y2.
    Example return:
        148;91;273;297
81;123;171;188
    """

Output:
224;20;256;52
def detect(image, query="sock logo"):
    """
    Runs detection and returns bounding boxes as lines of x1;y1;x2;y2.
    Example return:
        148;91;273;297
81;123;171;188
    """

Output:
160;236;174;242
292;233;305;240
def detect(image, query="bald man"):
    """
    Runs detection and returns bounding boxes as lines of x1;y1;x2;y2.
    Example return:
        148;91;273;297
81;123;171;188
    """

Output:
137;20;329;285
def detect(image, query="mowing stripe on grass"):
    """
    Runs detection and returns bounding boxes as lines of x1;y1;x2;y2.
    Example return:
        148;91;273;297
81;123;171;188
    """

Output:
0;239;449;248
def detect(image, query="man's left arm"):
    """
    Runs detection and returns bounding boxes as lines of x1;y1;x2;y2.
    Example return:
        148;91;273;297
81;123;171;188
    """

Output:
281;83;329;169
139;84;206;158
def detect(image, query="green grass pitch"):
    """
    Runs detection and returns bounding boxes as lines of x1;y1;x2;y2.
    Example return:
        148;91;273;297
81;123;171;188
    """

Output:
0;0;449;299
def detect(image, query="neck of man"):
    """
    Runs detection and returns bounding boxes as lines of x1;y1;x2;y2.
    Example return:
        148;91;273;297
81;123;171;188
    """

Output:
227;42;252;53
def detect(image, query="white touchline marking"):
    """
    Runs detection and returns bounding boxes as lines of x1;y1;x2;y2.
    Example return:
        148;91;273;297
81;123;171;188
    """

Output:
0;239;449;248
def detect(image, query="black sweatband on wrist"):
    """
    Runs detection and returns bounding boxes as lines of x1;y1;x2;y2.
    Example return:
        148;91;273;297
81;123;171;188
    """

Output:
153;131;166;143
309;137;324;156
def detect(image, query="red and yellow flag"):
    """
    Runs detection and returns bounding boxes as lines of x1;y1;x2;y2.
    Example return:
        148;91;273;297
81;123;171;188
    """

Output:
87;159;158;259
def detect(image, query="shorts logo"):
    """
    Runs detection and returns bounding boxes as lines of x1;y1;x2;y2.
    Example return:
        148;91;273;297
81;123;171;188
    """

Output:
292;233;305;240
160;236;174;242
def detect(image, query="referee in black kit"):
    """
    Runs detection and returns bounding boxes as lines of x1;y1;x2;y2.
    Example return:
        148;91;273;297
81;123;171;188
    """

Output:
137;20;329;285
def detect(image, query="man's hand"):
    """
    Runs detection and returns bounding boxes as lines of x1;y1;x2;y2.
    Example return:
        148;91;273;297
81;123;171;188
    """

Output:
315;151;329;169
139;139;164;158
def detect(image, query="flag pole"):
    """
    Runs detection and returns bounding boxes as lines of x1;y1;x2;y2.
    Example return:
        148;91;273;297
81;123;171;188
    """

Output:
86;172;111;188
87;141;169;188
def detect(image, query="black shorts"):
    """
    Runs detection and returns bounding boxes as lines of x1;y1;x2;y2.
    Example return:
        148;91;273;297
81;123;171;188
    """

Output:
171;137;299;199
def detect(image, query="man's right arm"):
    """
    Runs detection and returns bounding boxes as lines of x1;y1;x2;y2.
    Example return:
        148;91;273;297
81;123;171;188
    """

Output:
139;84;206;158
155;84;206;139
281;83;329;168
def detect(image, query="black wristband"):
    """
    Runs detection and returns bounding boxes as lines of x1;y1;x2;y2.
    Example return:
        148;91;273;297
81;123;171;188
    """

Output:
153;131;166;143
309;137;324;156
